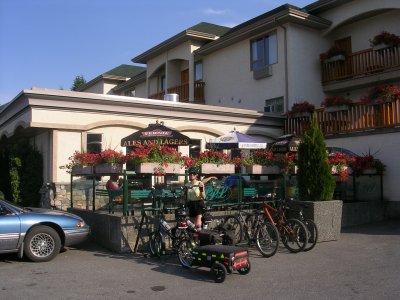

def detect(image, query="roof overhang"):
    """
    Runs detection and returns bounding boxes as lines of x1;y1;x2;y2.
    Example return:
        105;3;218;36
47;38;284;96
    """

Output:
132;30;220;64
196;6;331;56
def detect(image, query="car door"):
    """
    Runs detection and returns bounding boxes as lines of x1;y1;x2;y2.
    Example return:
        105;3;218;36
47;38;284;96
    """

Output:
0;203;21;251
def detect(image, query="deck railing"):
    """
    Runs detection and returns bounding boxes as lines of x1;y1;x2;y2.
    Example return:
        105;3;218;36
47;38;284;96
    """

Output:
321;46;400;83
149;81;205;103
285;100;400;136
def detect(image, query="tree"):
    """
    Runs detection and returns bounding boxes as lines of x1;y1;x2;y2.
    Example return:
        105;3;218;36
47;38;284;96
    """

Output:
297;113;335;201
71;75;87;91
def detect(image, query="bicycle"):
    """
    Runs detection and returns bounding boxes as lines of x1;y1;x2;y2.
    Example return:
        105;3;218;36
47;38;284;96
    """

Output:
261;198;308;253
286;200;318;252
222;203;280;258
149;206;194;257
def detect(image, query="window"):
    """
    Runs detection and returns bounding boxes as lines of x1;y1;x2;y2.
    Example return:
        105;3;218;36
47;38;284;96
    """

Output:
251;31;277;70
195;62;203;81
189;139;201;158
264;97;283;114
87;133;102;153
160;75;166;91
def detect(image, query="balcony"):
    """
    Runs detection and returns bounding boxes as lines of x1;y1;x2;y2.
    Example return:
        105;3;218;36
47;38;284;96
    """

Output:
149;81;205;103
321;46;400;84
285;99;400;136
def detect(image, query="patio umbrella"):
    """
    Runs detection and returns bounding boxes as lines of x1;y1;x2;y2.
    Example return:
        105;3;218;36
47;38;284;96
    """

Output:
206;130;267;150
121;121;191;147
268;134;302;153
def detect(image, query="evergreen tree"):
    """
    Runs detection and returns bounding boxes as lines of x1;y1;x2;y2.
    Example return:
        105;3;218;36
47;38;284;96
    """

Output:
71;75;87;91
297;113;335;201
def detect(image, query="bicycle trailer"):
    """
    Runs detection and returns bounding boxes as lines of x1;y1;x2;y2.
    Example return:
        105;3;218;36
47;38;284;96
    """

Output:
191;244;251;283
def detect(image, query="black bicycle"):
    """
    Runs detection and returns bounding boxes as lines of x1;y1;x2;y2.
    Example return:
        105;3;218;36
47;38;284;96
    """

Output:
222;203;280;257
149;206;193;256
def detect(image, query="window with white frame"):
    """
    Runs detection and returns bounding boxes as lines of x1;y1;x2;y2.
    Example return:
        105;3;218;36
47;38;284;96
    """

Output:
87;133;102;154
251;31;278;70
264;97;283;114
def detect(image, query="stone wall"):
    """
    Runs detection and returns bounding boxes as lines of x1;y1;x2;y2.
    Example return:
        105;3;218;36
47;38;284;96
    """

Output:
54;181;109;211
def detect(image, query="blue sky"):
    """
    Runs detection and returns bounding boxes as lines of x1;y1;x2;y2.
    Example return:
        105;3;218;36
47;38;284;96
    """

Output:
0;0;314;105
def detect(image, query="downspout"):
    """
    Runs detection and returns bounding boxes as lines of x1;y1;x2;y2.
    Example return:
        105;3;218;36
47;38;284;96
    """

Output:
275;18;289;113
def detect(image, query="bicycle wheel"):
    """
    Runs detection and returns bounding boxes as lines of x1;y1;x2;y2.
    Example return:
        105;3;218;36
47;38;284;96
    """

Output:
303;219;318;252
149;231;163;257
255;221;279;258
244;214;257;242
281;218;308;253
223;215;243;243
177;238;194;268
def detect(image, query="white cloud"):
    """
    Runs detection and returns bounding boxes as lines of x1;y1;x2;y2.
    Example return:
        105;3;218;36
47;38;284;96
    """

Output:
203;8;226;15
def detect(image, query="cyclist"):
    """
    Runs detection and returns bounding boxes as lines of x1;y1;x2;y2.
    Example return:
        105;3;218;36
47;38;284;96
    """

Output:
186;166;206;230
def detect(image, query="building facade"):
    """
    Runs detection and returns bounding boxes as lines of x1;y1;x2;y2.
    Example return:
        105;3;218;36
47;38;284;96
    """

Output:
1;0;399;211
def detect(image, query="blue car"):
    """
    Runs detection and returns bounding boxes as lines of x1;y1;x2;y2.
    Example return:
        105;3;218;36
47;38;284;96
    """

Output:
0;199;89;262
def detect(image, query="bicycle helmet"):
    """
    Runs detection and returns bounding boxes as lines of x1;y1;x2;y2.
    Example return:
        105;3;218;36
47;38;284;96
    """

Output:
188;166;199;174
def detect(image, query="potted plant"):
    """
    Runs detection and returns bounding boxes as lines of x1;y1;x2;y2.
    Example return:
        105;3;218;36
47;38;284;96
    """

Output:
349;153;385;175
361;84;400;105
194;149;235;174
320;45;347;63
128;143;184;175
288;101;315;118
241;150;280;174
321;95;353;113
370;31;400;51
95;149;126;174
60;150;99;175
327;152;355;181
296;113;342;241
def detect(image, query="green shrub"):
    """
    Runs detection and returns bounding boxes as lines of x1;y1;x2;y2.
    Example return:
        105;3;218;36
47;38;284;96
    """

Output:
297;113;335;201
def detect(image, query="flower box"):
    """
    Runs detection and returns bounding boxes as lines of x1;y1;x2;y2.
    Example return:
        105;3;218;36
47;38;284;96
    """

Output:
200;163;235;174
372;43;393;51
325;105;349;113
71;166;93;175
291;112;311;118
94;164;123;174
246;165;280;175
135;163;183;174
362;168;377;175
324;54;345;63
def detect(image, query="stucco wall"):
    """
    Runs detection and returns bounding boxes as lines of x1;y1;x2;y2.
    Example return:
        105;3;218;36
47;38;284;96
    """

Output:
203;28;286;112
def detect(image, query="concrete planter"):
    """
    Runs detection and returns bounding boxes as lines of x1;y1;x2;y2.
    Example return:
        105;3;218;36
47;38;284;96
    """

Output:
94;164;123;174
245;165;280;174
292;200;343;241
71;166;93;175
135;162;183;174
325;105;349;113
201;163;235;174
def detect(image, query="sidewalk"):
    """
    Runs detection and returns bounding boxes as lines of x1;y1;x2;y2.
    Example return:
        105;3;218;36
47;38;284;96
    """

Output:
1;220;399;300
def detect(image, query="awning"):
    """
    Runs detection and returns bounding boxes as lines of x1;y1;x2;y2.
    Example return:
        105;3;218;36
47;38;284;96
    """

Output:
206;130;267;150
121;122;191;147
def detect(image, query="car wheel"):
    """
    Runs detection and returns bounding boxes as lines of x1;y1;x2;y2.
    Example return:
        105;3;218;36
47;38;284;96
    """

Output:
24;225;61;262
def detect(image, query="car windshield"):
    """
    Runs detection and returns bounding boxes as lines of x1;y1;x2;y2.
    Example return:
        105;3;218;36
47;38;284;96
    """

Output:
1;199;26;213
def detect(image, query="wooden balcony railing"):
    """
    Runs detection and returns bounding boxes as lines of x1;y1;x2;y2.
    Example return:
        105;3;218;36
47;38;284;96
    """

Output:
149;81;205;103
321;46;400;83
285;100;400;136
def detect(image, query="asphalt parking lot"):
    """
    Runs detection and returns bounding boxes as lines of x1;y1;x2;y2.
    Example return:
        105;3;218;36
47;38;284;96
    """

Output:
1;220;399;300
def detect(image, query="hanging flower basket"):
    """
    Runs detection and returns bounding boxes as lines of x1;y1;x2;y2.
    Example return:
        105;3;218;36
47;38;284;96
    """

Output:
94;164;123;174
200;163;235;174
245;165;281;175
